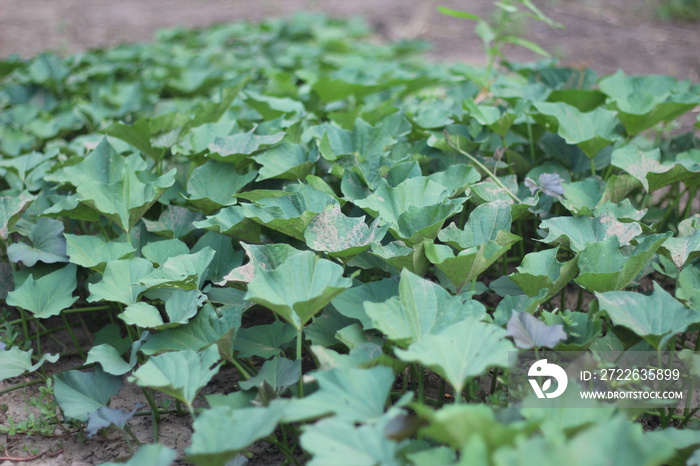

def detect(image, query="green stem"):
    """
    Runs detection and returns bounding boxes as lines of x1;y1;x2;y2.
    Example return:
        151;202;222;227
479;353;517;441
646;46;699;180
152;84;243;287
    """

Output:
683;186;698;220
61;313;86;360
490;370;499;395
174;399;186;416
445;131;522;203
123;424;142;447
297;328;304;398
266;435;302;466
526;119;536;164
231;358;251;381
62;305;112;314
141;388;161;424
560;287;566;312
18;308;30;344
0;379;44;396
413;364;425;404
590;158;596;177
576;287;584;312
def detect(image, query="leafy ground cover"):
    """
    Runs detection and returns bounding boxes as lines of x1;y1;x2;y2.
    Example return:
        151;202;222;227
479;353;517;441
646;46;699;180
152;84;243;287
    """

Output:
1;11;700;465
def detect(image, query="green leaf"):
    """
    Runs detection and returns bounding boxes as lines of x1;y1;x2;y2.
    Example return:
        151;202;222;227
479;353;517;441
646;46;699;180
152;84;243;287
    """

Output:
101;444;176;466
661;229;700;269
6;264;78;318
241;183;337;240
540;309;602;351
193;205;261;243
53;368;123;422
355;177;465;245
238;357;300;393
65;234;135;272
0;191;35;240
305;305;356;347
142;205;203;239
104;119;161;160
87;258;154;306
599;71;700;135
596;283;700;349
313;119;396;162
254;143;319;181
185;401;287;466
7;218;68;267
365;269;486;347
86;344;134;376
301;417;405;466
612;145;700;193
121;290;206;328
304;204;389;258
427;201;520;289
245;251;352;330
506;312;566;349
533;102;618;158
493;415;674;466
86;405;141;439
420;404;535;451
437;6;481;20
0;347;59;381
369;241;429;276
129;345;221;406
396;318;514;394
208;129;285;164
246;91;305;119
192;232;243;283
48;139;176;232
332;278;399;329
575;234;669;292
519;385;615;436
509;247;579;299
219;242;303;285
677;264;700;311
234;320;297;359
439;201;512;248
138;247;216;290
141;303;244;356
141;238;190;266
284;366;395;423
427;165;481;196
539;214;642;252
186;162;257;213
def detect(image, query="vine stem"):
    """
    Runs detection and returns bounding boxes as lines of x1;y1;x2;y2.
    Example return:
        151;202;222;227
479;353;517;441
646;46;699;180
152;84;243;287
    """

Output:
297;328;304;398
444;130;522;203
0;379;44;396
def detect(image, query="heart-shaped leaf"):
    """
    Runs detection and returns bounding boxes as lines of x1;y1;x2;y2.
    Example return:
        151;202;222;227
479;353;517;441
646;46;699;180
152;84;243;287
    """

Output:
245;251;352;330
7;218;68;266
365;269;485;347
575;234;669;292
129;345;221;407
304;204;389;258
506;312;567;349
7;263;79;318
596;283;700;349
0;347;59;381
396;318;514;395
53;368;123;422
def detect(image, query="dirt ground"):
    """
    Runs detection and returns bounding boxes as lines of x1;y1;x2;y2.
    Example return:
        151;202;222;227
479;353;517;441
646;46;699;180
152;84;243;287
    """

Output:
1;0;699;464
1;0;699;80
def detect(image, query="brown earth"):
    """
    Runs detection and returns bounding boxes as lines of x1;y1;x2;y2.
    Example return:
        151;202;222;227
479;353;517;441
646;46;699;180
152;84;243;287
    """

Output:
1;0;699;464
1;0;699;80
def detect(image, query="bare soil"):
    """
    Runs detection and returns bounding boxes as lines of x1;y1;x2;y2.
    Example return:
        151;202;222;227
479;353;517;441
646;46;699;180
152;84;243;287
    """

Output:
1;0;699;80
1;0;699;464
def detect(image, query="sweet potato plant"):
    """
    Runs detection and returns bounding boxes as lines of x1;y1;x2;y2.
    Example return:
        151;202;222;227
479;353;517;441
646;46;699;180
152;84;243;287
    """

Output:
1;13;700;465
